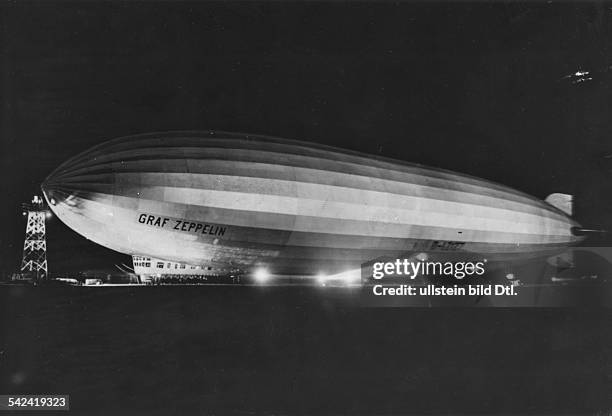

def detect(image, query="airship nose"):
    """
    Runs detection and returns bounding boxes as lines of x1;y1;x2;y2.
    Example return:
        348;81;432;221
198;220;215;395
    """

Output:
40;150;100;216
41;181;57;208
41;169;66;210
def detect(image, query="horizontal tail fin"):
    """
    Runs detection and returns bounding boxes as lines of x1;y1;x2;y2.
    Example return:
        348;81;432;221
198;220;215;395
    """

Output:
545;193;573;216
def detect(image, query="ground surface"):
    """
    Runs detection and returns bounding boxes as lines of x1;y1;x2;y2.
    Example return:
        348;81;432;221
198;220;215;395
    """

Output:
1;285;611;415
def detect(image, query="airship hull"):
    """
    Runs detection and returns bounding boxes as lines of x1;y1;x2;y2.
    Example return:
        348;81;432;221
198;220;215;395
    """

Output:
42;132;582;276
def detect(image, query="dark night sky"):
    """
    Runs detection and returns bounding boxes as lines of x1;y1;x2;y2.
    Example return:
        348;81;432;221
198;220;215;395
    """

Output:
2;1;612;273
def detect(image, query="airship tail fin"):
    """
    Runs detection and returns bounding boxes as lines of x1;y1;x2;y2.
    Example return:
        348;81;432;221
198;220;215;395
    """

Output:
545;193;608;236
545;193;573;216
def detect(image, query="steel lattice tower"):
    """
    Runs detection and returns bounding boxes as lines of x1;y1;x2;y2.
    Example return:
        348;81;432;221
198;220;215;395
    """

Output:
20;195;48;277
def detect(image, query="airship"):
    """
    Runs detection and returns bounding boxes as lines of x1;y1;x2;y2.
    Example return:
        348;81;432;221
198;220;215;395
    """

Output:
42;131;584;278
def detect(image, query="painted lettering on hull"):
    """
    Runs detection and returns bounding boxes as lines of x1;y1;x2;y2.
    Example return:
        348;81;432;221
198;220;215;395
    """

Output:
430;241;465;251
137;213;227;237
412;240;466;251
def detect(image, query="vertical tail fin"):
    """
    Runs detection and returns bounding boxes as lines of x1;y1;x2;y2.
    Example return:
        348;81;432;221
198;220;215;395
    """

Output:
545;193;573;216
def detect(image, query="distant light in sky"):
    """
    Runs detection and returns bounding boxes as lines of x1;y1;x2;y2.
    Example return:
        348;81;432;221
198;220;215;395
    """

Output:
561;69;593;85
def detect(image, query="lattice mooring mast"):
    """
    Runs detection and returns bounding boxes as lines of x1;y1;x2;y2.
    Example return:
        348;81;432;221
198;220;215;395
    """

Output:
20;195;48;278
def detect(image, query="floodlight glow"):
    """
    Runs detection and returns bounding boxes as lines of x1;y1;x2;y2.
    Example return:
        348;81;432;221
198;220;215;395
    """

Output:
316;273;327;286
325;269;361;286
253;268;270;283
